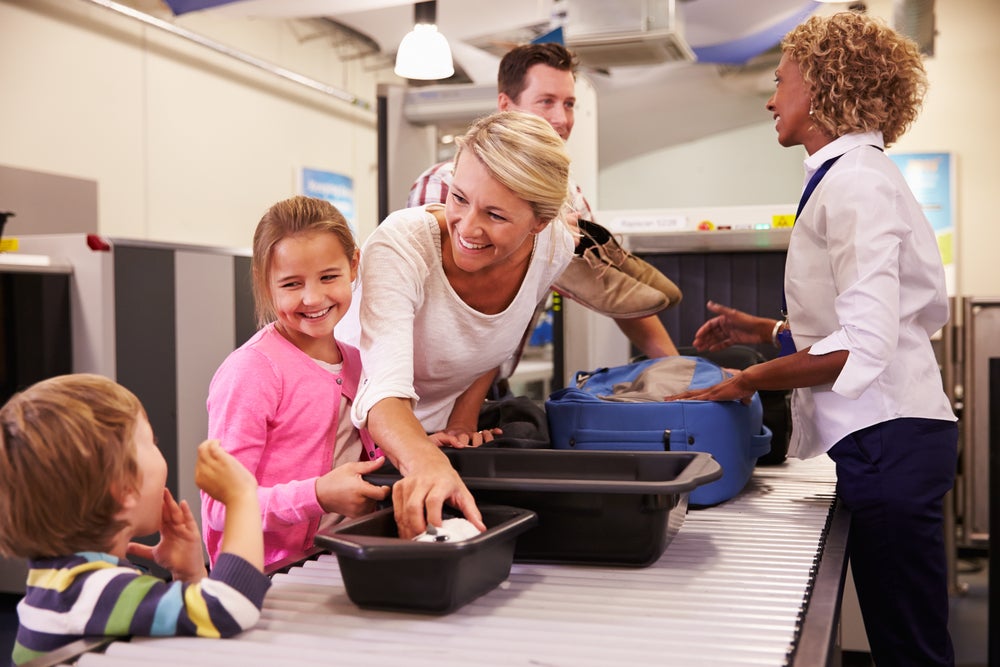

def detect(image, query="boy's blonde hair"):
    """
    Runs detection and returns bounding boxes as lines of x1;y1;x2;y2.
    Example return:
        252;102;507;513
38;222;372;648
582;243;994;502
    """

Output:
453;110;570;225
0;374;142;558
251;196;357;328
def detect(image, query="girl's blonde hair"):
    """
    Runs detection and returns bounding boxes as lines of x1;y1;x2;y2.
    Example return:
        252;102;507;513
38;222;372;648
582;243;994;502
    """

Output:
0;374;143;558
453;110;570;225
251;196;357;328
782;11;927;146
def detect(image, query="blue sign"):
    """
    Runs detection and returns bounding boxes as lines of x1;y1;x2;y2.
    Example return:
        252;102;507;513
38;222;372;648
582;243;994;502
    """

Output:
889;151;956;294
301;168;355;231
889;152;952;233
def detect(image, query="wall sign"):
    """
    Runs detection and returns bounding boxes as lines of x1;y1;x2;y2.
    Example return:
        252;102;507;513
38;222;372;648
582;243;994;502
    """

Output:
300;167;356;237
889;152;956;295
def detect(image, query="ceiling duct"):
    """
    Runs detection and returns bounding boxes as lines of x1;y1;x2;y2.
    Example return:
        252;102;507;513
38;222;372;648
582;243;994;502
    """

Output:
563;0;696;68
893;0;935;56
403;82;497;125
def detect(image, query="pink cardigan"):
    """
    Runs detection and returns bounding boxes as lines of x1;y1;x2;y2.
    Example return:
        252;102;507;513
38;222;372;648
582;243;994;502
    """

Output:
202;324;379;567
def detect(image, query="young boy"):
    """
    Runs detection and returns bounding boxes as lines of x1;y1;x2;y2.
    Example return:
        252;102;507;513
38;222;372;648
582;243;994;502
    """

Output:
0;374;270;665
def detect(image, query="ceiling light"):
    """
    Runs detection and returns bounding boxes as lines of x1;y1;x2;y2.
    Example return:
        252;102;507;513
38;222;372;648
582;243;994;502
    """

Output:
394;1;454;81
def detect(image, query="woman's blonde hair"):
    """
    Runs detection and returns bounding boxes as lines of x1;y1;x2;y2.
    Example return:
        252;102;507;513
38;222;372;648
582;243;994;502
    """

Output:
251;195;358;328
453;110;570;224
782;11;927;146
0;374;143;558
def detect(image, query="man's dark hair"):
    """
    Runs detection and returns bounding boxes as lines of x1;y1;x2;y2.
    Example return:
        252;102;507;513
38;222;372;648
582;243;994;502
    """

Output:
498;43;579;102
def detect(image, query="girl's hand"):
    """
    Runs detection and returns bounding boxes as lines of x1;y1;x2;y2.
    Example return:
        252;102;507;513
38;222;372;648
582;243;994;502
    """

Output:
127;488;207;583
315;457;390;516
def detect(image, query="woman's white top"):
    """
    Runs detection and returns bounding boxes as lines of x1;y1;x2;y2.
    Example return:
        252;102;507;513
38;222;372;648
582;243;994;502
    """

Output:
341;206;574;432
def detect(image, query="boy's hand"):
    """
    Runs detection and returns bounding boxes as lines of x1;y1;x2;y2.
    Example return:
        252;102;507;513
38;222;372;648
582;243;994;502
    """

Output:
315;457;390;516
196;439;264;572
127;488;207;583
196;439;257;505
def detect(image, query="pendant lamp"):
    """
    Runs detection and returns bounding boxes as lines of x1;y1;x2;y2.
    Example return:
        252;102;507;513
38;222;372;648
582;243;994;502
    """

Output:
394;1;454;80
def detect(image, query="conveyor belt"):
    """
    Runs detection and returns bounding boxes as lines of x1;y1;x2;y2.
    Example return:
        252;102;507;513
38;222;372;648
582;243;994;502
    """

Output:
73;457;842;667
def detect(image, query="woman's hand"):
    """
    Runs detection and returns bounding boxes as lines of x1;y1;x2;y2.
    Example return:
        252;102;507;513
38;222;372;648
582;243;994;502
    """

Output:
126;488;207;583
315;457;390;517
665;369;756;405
391;446;484;539
692;301;775;352
428;426;503;448
366;398;486;540
563;208;582;246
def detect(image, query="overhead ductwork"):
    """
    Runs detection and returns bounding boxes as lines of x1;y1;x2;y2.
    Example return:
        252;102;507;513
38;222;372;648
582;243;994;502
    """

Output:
894;0;936;56
403;82;497;125
562;0;696;67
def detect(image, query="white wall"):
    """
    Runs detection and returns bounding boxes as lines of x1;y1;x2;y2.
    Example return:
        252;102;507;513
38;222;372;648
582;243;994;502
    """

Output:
599;0;1000;298
600;122;803;209
892;0;1000;298
0;0;384;248
3;0;996;294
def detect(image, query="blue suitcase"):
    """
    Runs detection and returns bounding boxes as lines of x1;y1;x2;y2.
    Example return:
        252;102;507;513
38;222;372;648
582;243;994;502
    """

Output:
545;356;772;506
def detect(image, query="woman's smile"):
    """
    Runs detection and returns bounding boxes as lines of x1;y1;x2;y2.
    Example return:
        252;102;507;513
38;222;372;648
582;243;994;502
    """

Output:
457;235;489;251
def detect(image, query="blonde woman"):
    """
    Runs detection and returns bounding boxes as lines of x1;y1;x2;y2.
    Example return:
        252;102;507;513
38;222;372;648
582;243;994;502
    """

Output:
672;12;957;666
342;110;574;538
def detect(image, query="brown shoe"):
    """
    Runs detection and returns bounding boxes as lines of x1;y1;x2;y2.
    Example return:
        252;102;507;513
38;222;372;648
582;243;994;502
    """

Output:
577;219;683;307
552;254;670;318
618;254;682;306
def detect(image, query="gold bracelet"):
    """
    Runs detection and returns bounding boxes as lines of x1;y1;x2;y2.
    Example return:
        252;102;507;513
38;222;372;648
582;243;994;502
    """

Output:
771;319;786;347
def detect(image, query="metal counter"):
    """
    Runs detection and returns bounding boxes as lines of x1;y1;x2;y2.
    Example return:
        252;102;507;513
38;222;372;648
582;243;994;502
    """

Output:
624;228;792;255
65;457;846;667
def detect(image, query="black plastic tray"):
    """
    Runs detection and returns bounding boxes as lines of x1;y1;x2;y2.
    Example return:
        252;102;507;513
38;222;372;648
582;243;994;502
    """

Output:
365;449;722;567
314;504;537;614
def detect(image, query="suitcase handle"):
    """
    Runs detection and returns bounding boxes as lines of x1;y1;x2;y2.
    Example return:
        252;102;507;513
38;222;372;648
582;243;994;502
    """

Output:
751;424;773;459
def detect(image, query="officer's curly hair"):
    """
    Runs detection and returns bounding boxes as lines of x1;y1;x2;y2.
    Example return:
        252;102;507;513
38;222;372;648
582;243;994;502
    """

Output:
782;11;927;146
